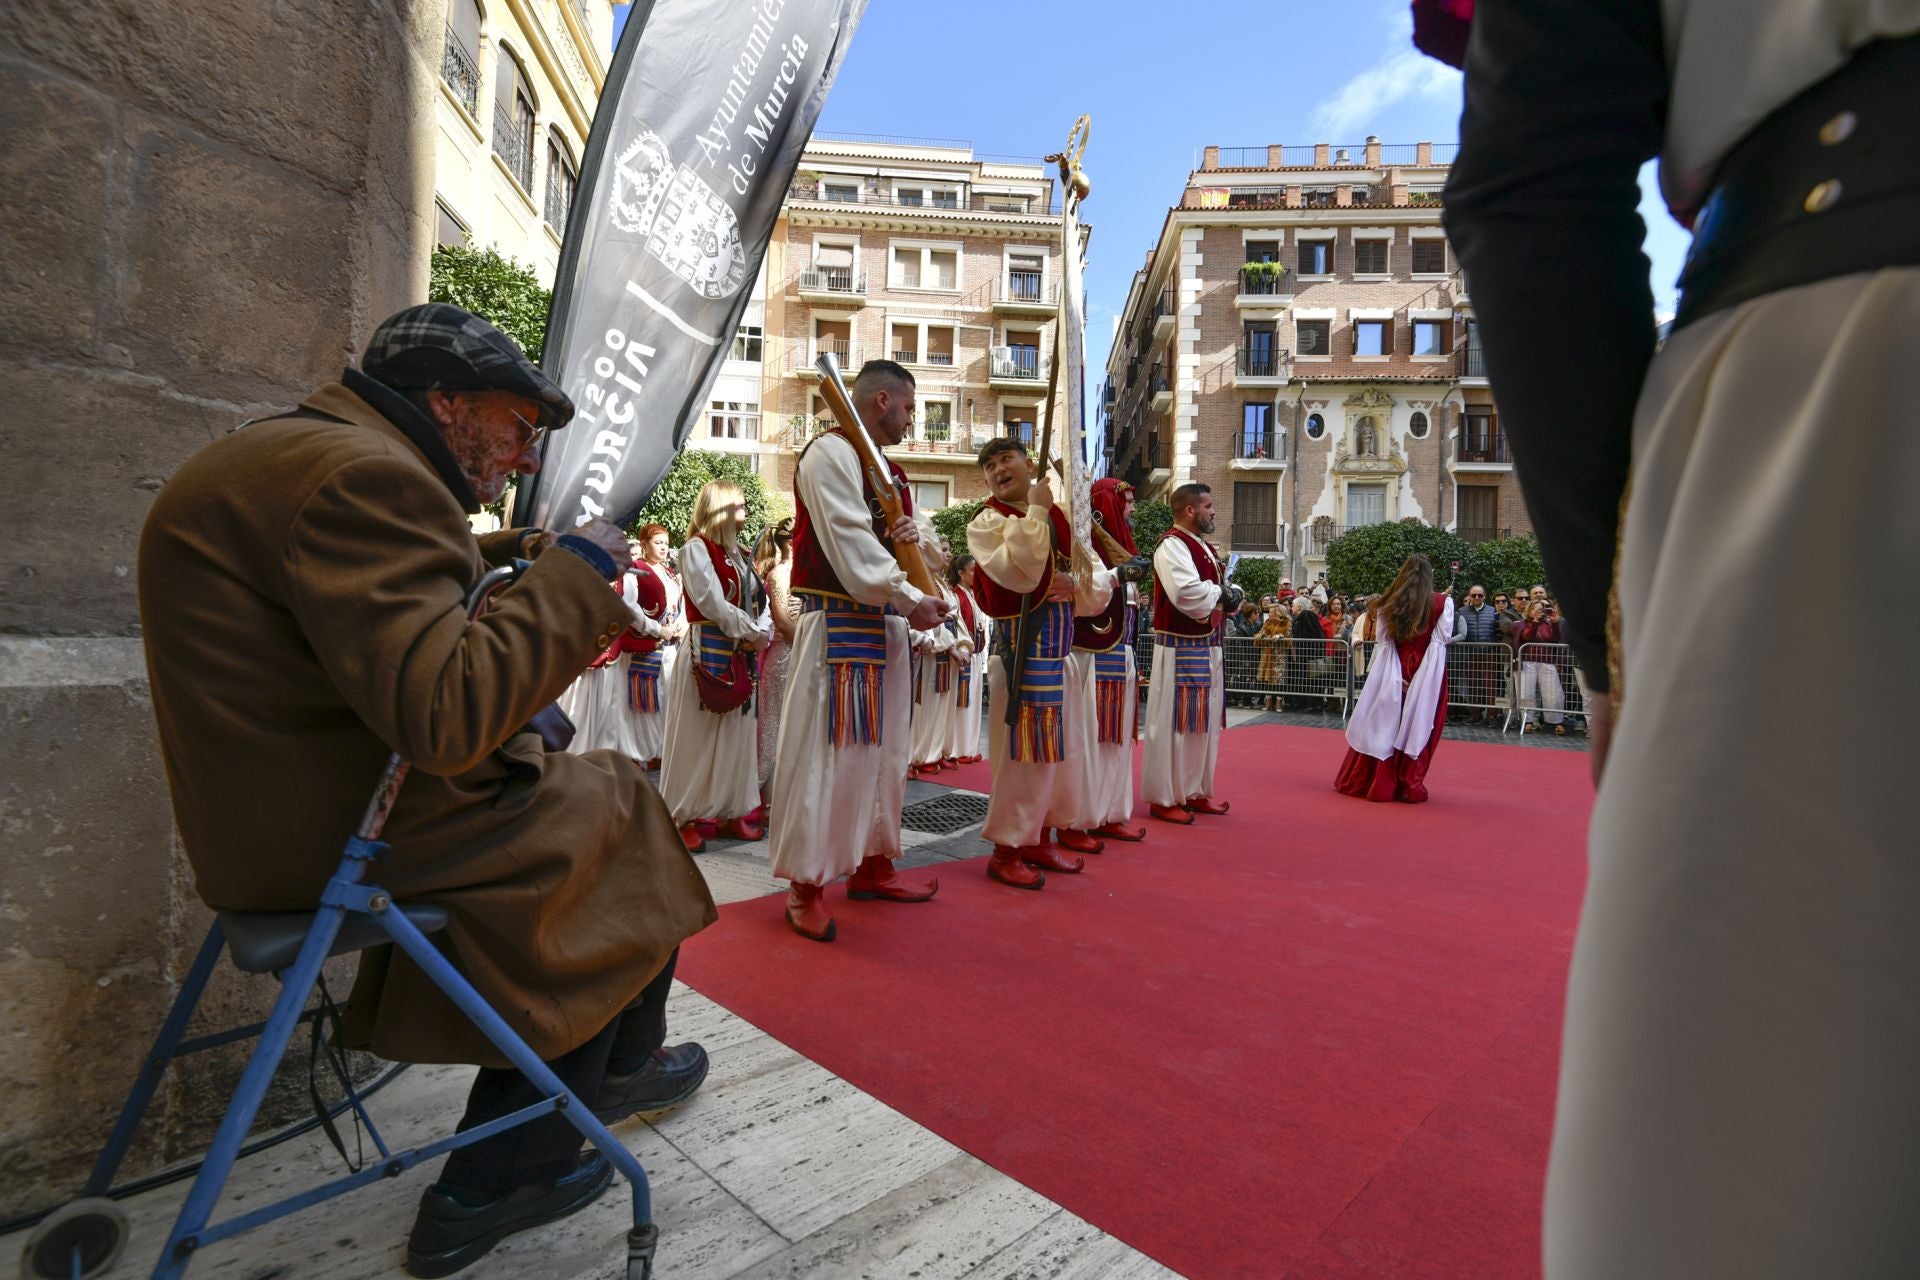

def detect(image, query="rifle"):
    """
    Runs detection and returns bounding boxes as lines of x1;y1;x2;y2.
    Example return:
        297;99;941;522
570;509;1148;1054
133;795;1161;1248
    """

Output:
814;352;940;598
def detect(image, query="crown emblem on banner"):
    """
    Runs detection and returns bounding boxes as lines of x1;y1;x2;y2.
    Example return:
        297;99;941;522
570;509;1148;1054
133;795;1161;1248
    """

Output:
606;127;747;301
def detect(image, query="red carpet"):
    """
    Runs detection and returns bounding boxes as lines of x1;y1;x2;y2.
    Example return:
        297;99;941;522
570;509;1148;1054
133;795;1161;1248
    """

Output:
680;725;1591;1279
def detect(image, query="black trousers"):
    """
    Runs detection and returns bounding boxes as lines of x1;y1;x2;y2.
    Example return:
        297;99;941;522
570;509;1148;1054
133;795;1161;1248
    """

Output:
438;948;677;1192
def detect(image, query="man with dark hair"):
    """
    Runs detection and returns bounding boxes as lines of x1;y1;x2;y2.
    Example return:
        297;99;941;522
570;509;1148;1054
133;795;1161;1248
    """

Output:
139;303;717;1275
767;358;949;942
967;437;1115;887
1142;482;1240;823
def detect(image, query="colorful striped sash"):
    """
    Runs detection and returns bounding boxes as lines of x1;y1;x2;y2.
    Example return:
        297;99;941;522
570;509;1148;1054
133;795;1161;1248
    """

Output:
994;600;1073;763
627;650;664;714
690;621;735;680
956;661;973;709
1158;631;1215;735
1093;648;1130;745
798;590;889;747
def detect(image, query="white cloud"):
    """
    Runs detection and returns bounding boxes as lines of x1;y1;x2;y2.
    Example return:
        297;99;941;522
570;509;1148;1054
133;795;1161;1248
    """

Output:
1308;9;1461;141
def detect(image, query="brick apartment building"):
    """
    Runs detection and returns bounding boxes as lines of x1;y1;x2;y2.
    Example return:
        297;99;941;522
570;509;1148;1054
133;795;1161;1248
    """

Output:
1102;139;1525;585
682;134;1084;514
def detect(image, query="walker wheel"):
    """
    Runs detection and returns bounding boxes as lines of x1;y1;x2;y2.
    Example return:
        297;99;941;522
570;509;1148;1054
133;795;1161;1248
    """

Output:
19;1199;129;1280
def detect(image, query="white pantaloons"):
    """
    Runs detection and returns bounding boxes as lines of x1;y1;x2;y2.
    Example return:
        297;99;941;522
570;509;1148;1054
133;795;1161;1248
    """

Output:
1140;643;1221;807
656;644;759;825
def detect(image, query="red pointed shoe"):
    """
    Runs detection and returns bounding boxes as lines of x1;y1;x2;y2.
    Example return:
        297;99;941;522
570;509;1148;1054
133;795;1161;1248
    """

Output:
1093;821;1147;842
1150;803;1195;825
938;757;960;771
678;823;706;852
910;761;943;779
1186;796;1230;816
785;883;836;941
1022;842;1085;874
847;855;938;902
987;845;1045;890
1055;828;1106;856
716;816;765;841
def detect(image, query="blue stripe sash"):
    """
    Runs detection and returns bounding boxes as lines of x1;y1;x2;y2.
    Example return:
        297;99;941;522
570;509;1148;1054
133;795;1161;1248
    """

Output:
798;590;889;747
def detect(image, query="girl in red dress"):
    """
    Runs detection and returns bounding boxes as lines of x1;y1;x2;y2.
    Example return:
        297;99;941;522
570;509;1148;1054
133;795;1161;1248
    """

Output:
1335;554;1455;803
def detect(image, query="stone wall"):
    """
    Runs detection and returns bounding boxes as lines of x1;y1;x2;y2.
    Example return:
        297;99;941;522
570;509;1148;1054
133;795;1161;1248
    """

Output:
0;0;441;1219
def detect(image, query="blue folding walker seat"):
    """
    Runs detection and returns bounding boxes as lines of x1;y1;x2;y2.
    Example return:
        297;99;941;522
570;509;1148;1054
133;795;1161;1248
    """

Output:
23;566;660;1280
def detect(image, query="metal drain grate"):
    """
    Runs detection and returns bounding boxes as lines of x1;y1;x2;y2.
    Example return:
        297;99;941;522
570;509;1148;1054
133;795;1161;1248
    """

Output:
900;792;991;834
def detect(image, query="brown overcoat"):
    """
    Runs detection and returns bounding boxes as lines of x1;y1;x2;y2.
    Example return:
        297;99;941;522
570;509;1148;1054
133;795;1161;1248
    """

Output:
138;380;716;1066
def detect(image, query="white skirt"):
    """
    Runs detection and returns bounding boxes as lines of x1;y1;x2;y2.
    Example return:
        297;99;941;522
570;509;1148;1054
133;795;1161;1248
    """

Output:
655;642;759;825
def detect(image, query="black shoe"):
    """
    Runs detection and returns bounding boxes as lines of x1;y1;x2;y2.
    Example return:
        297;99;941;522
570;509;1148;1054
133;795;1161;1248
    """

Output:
406;1150;615;1278
590;1042;709;1122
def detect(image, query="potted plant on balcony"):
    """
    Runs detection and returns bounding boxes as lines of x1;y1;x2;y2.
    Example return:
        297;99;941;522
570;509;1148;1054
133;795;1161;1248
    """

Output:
790;170;820;200
1241;259;1290;293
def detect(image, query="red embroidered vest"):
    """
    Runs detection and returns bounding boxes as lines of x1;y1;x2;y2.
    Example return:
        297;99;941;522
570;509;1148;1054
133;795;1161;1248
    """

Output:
790;430;914;599
1151;526;1222;638
1073;518;1130;652
970;498;1070;621
622;560;670;655
954;585;985;648
683;536;743;624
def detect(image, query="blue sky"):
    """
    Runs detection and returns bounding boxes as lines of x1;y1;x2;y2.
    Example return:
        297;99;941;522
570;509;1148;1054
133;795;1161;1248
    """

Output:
614;1;1688;402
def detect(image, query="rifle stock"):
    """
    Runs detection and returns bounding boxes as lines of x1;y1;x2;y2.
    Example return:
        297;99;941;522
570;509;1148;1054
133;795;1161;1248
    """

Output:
814;354;940;598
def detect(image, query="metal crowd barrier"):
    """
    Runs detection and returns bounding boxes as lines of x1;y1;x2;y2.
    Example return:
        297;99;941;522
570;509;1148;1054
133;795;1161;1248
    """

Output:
1514;641;1587;732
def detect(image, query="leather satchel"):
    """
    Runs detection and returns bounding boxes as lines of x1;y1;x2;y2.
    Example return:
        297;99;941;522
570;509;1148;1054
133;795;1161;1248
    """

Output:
693;646;755;714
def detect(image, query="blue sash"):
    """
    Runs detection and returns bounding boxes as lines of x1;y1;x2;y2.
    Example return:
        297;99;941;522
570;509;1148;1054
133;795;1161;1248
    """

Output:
995;600;1073;763
1158;631;1214;735
627;650;664;713
799;590;889;747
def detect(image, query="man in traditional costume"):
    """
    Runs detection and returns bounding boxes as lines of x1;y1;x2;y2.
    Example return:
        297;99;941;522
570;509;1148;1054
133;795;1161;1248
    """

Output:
767;361;950;941
657;481;770;853
1056;478;1153;845
1434;2;1920;1271
627;523;683;771
138;305;715;1275
946;556;990;765
968;438;1115;888
1142;483;1240;825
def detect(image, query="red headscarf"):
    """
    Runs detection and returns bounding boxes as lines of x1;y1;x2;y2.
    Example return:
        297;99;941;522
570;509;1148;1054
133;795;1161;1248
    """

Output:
1410;0;1472;69
1089;477;1138;564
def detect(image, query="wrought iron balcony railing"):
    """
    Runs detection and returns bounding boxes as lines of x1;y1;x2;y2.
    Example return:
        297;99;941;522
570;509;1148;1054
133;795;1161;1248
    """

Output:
441;28;479;116
492;103;533;192
798;268;866;296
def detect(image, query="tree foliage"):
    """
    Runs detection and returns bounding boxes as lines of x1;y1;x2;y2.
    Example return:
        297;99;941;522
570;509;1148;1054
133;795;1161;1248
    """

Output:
1459;533;1547;599
1130;499;1173;552
932;499;985;563
428;242;552;362
627;451;773;549
1323;522;1470;597
1231;557;1282;601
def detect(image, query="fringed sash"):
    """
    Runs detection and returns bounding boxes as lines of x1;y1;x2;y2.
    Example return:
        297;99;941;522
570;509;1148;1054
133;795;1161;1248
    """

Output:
1159;631;1214;735
956;662;973;709
996;600;1073;763
627;650;664;714
690;622;734;680
1094;649;1129;745
799;590;888;747
934;654;955;695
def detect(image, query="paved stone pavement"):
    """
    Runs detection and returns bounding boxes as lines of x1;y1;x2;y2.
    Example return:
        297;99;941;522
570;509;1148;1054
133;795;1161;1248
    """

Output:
14;712;1584;1279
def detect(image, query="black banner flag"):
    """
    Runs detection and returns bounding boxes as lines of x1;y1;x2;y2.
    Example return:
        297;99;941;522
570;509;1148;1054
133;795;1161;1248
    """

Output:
512;0;868;531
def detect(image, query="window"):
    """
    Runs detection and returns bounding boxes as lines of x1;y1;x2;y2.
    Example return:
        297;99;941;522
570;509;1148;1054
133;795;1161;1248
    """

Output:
1304;412;1326;440
493;47;536;193
1240;402;1276;459
1412;319;1448;356
1458;486;1500;540
435;199;468;249
911;480;950;511
1003;410;1037;447
1297;319;1331;356
1298;240;1331;275
924;326;955;366
1231;481;1279;550
921;401;953;443
730;325;763;362
1244;239;1280;264
823;182;859;203
1354;238;1389;274
442;0;481;115
1347;483;1387;527
1241;321;1279;376
1408;410;1430;439
1006;250;1045;302
545;133;577;233
806;239;857;292
890;244;958;290
1302;186;1336;209
1462;407;1505;462
1412;239;1447;274
708;401;759;440
982;193;1030;213
1354;319;1390;356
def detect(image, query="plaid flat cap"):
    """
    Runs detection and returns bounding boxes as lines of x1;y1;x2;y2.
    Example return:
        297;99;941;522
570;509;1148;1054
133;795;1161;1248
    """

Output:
360;302;575;433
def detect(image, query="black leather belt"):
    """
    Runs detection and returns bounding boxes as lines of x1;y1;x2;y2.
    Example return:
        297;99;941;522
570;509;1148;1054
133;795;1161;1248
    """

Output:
1674;32;1920;332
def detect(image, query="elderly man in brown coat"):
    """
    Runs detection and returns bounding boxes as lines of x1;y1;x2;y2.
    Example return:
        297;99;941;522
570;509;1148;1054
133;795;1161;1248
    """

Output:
138;304;718;1278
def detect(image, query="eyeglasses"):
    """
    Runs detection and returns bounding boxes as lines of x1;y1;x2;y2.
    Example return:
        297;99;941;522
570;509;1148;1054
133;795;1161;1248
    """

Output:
508;408;548;454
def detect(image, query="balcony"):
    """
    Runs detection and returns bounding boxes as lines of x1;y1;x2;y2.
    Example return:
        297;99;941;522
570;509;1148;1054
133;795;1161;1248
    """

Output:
1301;522;1379;559
1230;521;1282;553
789;340;856;378
989;345;1048;387
1455;346;1487;381
1451;427;1511;468
1147;432;1172;485
888;419;972;457
992;272;1056;314
440;28;479;116
492;102;533;193
797;268;868;304
1457;524;1513;546
786;185;1065;216
784;413;833;446
1234;345;1290;386
1231;428;1286;469
1235;266;1294;308
1149;363;1172;410
1152;289;1176;339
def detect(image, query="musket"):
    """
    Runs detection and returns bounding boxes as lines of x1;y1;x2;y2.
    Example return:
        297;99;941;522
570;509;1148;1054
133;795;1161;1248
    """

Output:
1004;115;1092;731
814;352;940;598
